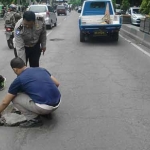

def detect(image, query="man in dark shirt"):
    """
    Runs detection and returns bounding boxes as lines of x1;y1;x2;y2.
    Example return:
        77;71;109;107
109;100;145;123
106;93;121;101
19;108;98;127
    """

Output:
0;57;61;128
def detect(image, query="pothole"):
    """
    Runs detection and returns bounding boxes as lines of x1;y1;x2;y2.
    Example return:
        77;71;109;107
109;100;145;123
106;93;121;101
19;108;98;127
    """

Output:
50;38;64;41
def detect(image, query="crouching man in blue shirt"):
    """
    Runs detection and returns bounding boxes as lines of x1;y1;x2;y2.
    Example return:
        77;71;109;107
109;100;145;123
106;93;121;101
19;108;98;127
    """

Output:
0;57;61;128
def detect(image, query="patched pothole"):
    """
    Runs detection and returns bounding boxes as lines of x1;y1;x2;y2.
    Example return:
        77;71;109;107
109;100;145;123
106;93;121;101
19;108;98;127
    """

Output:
50;38;64;41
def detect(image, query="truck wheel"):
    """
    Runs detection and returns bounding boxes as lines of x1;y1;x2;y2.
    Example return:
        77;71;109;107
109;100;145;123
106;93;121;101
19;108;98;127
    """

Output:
113;32;119;41
80;32;85;42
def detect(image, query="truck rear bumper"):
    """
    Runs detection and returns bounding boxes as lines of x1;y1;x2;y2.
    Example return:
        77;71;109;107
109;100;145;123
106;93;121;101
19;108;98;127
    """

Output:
80;28;120;37
80;25;121;36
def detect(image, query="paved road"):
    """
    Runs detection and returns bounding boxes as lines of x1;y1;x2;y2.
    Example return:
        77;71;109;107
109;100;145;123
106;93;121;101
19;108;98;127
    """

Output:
1;11;150;150
0;18;5;29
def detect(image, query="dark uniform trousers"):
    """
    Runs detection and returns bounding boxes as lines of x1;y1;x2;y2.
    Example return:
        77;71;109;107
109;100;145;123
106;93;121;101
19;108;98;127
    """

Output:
25;41;41;67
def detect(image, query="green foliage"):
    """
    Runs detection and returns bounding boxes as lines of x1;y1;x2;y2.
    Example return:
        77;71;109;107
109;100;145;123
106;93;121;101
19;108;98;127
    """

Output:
121;0;130;12
112;0;116;9
0;0;18;5
70;0;82;6
0;0;28;6
140;0;150;15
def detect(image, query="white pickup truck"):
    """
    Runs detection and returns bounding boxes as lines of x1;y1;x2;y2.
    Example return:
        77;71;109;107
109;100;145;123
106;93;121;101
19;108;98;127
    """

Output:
78;0;122;42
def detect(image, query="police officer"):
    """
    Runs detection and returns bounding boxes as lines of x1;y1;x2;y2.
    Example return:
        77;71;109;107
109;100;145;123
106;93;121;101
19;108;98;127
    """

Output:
13;11;47;67
4;4;21;28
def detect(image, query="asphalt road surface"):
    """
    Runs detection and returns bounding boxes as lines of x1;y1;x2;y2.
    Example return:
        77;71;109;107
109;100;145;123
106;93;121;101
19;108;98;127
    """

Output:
0;11;150;150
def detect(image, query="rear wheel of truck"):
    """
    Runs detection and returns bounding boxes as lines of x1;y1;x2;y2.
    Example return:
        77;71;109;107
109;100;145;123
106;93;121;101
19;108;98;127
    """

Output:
80;32;85;42
113;32;119;41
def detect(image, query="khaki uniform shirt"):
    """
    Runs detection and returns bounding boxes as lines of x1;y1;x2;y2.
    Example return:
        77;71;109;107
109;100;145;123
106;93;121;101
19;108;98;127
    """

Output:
14;16;47;63
4;11;21;27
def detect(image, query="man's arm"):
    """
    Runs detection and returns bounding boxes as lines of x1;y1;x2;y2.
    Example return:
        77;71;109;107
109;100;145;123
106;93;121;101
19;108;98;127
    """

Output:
39;20;47;53
13;19;26;63
0;93;15;113
51;76;60;87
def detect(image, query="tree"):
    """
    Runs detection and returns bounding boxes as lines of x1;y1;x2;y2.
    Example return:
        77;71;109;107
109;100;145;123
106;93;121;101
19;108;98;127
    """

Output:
0;0;16;5
70;0;81;7
140;0;150;15
112;0;116;10
121;0;130;13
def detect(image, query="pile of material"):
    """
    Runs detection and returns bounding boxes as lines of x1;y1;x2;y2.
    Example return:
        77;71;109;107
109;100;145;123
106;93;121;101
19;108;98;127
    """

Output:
101;3;111;24
0;113;26;126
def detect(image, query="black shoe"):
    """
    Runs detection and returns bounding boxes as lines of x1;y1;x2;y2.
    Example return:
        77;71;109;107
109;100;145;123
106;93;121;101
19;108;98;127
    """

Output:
11;108;22;115
19;116;43;128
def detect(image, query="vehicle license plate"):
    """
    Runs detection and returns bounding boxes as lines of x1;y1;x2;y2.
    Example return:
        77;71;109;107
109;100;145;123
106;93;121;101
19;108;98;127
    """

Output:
94;30;106;36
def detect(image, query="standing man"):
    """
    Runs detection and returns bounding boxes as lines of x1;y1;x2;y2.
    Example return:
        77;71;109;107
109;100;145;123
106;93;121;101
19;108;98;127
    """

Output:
0;57;61;128
13;11;47;67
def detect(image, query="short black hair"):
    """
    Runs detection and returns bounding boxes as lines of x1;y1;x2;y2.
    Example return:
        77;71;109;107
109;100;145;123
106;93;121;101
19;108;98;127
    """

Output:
10;57;26;69
23;11;35;21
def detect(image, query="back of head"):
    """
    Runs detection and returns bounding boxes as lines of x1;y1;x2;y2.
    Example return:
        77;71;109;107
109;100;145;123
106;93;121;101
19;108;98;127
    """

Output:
10;57;25;69
14;12;22;21
23;11;35;21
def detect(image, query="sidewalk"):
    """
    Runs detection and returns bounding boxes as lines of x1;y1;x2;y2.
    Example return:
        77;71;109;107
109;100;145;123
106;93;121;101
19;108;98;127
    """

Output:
120;24;150;49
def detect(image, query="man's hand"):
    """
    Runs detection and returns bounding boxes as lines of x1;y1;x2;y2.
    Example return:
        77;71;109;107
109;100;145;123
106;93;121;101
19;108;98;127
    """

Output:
41;47;46;55
0;93;15;113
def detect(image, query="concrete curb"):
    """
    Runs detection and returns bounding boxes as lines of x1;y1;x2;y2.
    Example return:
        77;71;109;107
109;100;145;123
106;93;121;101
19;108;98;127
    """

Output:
120;24;150;49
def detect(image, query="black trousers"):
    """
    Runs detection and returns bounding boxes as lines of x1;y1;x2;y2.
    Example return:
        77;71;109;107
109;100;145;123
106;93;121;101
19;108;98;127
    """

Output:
25;42;41;67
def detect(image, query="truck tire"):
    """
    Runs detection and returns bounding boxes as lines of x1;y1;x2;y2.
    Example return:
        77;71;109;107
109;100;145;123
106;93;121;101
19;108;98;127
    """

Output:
113;32;119;41
80;32;85;42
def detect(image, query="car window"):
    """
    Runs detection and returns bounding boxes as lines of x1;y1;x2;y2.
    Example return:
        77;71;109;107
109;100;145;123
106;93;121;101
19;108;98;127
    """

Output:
29;6;47;13
90;2;105;8
132;8;140;14
57;6;65;9
48;6;54;12
83;1;113;15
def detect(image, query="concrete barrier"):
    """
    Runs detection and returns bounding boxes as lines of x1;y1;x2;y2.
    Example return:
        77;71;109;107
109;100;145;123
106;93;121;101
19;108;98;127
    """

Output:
120;24;150;49
139;19;145;32
140;18;150;34
144;18;150;34
121;15;131;24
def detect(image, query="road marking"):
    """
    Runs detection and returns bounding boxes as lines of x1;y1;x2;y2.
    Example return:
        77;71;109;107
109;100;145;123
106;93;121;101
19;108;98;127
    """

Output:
46;30;53;36
46;20;64;36
120;34;150;58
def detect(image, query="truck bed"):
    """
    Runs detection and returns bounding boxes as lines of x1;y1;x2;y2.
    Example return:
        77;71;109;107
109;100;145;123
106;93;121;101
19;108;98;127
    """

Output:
80;15;121;26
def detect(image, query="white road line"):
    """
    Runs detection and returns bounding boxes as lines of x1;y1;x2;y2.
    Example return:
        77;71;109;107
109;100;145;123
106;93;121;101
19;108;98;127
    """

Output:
46;22;62;36
131;42;150;57
46;30;53;36
120;34;150;58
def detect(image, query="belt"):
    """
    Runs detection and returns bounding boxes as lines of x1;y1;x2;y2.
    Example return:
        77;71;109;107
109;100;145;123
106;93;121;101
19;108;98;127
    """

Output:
25;44;35;47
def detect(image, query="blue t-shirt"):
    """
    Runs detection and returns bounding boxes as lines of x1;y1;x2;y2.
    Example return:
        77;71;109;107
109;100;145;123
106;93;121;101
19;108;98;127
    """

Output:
9;67;61;106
